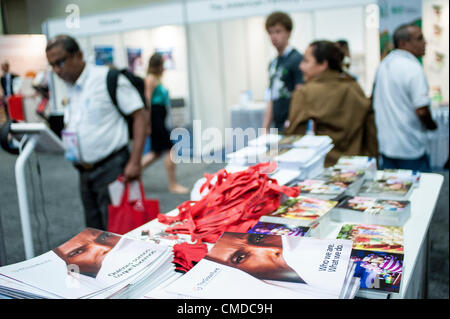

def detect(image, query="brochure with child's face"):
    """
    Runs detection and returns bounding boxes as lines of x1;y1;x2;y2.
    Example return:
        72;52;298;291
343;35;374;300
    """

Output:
164;233;353;299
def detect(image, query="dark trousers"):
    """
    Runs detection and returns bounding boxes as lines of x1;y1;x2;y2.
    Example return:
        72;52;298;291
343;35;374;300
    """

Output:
77;147;129;230
380;153;431;172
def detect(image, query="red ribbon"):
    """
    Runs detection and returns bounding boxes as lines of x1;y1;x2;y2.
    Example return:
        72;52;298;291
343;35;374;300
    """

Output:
157;162;300;243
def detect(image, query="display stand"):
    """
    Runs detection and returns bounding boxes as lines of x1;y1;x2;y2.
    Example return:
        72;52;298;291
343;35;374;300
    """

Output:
9;123;64;260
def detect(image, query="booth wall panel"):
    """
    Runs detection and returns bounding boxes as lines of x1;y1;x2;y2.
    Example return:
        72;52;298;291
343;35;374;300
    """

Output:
221;19;249;128
313;6;365;53
151;26;190;100
246;16;270;103
121;29;154;78
188;22;226;140
291;11;315;57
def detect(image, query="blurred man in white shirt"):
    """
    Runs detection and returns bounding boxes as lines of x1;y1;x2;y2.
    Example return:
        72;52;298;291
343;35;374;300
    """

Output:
373;24;437;171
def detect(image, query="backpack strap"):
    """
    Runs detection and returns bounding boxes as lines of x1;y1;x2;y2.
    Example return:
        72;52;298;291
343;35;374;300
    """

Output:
106;68;127;119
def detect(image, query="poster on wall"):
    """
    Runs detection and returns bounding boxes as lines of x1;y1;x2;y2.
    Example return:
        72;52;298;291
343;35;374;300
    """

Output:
155;48;175;70
423;0;449;106
378;0;422;59
126;48;144;75
94;46;114;66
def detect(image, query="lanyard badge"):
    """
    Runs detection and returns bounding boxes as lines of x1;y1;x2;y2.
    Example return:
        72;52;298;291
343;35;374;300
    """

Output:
61;130;81;162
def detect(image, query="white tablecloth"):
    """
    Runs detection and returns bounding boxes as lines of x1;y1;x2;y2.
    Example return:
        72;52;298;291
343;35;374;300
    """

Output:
427;106;449;169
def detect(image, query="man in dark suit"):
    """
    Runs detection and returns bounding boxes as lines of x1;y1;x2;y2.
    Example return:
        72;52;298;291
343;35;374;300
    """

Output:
1;61;18;120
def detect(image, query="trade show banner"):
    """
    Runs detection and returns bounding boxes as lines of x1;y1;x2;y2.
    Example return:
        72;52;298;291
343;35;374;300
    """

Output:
186;0;374;23
422;0;449;105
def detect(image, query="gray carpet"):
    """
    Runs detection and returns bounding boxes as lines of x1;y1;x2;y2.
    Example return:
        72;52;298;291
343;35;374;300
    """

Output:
0;148;448;299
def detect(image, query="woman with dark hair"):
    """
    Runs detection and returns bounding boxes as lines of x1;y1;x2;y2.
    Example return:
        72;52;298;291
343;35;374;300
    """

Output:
285;40;378;166
141;53;188;194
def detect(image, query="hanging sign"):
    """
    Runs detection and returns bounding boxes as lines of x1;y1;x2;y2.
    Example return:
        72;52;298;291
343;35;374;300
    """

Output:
185;0;375;24
45;2;184;38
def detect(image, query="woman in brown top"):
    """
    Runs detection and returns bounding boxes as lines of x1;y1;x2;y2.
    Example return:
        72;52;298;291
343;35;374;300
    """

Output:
285;40;378;167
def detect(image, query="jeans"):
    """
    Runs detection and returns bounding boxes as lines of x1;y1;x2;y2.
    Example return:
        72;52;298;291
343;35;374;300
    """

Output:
380;153;431;172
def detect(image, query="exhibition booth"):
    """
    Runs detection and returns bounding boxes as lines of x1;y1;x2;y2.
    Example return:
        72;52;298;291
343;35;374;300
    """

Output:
43;0;382;154
38;0;449;157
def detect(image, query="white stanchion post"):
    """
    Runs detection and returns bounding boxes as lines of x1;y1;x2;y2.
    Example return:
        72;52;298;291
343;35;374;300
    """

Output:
14;135;38;260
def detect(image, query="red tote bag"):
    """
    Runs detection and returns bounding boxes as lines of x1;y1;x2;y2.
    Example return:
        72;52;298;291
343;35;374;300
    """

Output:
107;179;160;235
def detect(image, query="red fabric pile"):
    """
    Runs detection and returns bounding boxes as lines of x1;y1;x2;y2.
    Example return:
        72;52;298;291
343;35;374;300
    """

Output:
158;162;300;244
172;242;209;273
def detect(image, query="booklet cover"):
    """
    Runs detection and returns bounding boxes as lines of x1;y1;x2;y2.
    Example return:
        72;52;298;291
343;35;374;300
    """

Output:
348;249;403;293
336;224;404;293
0;228;171;299
331;196;411;226
259;196;338;227
378;169;421;187
164;233;354;299
334;156;377;179
248;221;310;237
316;167;366;185
336;224;404;254
315;167;366;196
296;179;348;200
358;177;414;200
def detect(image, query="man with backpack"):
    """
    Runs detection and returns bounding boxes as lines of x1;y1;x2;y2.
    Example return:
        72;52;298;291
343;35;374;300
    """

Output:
46;34;148;231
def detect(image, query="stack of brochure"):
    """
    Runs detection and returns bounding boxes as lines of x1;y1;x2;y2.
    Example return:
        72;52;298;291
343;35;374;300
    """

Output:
0;229;175;299
247;133;332;150
226;134;334;181
225;145;268;166
358;170;416;200
295;179;349;200
378;169;421;187
334;156;377;180
336;224;404;294
259;196;338;228
162;233;360;299
269;135;333;177
331;196;411;226
313;167;366;196
247;133;282;147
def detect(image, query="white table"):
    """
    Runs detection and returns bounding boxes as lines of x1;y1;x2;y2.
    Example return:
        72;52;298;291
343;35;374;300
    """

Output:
316;173;444;299
126;172;444;299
